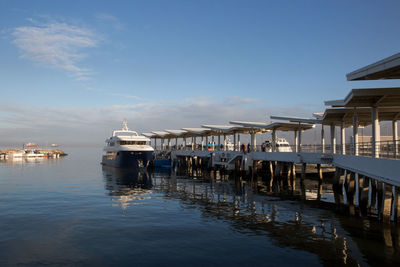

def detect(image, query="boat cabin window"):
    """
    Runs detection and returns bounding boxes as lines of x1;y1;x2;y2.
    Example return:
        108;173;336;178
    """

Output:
276;143;289;147
118;141;146;145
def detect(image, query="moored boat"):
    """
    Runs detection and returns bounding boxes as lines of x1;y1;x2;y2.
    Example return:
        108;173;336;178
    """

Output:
102;121;154;168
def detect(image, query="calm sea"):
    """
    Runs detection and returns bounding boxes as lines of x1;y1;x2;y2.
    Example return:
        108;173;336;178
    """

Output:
0;147;399;266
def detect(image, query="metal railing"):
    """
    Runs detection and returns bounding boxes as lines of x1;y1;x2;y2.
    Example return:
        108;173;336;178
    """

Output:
156;140;400;160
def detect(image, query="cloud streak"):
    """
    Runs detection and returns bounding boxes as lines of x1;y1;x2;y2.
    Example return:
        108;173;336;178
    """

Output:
12;20;98;80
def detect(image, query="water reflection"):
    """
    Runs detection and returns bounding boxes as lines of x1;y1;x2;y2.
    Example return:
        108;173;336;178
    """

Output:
150;170;400;266
0;157;49;165
102;166;152;210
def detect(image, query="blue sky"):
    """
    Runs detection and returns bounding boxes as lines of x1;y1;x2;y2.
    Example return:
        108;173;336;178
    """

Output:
1;0;400;146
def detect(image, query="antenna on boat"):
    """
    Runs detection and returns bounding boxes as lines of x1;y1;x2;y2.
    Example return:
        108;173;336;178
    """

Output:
122;119;129;131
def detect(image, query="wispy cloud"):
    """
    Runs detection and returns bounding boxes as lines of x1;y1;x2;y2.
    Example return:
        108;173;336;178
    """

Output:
95;13;124;31
109;93;144;100
12;19;99;80
226;96;259;105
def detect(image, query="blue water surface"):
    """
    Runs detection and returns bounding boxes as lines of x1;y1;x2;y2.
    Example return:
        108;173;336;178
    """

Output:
0;147;398;266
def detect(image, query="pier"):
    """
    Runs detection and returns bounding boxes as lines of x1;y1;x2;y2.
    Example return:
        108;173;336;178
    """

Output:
143;53;400;223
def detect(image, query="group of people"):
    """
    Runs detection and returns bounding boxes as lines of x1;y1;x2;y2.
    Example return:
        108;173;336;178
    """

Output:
240;141;272;153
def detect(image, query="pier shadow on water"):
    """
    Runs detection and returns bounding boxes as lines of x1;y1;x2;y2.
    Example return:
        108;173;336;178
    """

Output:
136;167;400;266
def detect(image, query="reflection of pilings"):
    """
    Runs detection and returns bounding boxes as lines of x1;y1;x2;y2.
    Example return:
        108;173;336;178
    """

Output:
150;173;368;266
332;166;400;223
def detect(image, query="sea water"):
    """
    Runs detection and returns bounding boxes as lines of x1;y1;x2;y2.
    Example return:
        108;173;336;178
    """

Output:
0;147;399;266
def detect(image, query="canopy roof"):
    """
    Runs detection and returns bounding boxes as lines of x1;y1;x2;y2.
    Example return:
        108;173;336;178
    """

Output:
142;132;155;138
201;124;240;134
347;53;400;81
181;127;211;136
325;88;400;108
269;115;321;124
229;121;269;128
151;131;172;138
165;129;188;137
202;124;267;134
264;122;315;132
229;121;270;133
322;108;400;126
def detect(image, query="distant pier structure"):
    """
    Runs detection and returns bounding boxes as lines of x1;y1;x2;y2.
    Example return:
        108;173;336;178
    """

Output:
143;53;400;223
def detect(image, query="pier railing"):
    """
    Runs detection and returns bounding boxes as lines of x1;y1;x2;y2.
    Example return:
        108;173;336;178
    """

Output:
160;140;400;160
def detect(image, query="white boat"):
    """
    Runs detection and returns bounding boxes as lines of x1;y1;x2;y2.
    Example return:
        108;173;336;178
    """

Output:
23;150;44;157
276;138;292;152
102;121;154;168
262;138;292;152
9;151;23;158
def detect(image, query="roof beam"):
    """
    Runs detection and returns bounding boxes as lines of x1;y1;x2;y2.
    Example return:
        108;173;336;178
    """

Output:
346;52;400;81
270;115;321;124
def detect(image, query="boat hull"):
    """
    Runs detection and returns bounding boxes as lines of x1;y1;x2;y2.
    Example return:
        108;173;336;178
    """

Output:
102;151;153;168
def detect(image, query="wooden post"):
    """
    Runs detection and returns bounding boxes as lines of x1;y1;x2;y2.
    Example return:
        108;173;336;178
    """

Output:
382;183;392;222
287;163;292;187
301;163;306;180
391;186;397;222
354;173;359;207
268;161;274;178
317;164;323;180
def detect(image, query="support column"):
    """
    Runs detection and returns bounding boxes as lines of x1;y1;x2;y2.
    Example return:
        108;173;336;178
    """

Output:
238;134;241;151
391;186;397;222
321;125;325;153
233;133;237;151
183;137;187;150
371;107;380;158
354;173;359;207
224;135;227;151
301;163;306;180
201;136;204;151
251;132;256;151
294;130;298;153
161;138;164;150
393;120;398;158
167;138;171;150
272;129;276;152
353;111;359;156
175;137;178;150
382;183;391;222
341;121;346;155
297;126;302;153
330;123;336;154
218;135;221;151
211;136;215;151
154;138;157;150
317;164;323;180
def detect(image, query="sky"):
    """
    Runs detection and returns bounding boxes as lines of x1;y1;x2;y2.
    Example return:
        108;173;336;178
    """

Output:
1;0;400;147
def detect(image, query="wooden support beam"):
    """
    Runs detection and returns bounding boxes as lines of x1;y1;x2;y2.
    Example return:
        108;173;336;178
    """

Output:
301;163;306;180
317;164;323;180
